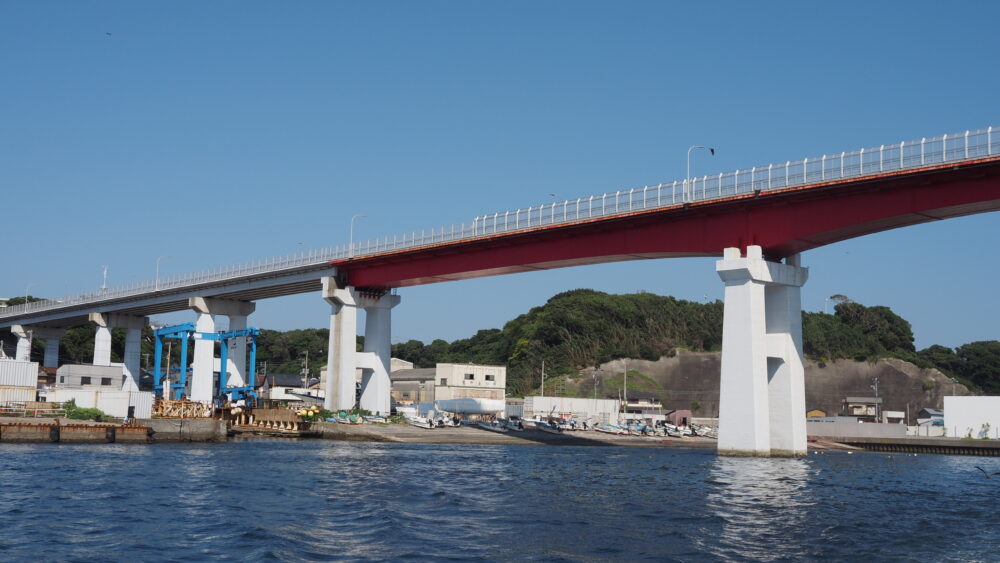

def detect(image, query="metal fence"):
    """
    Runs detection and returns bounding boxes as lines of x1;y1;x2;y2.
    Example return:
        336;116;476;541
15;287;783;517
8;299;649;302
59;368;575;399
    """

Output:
1;125;996;320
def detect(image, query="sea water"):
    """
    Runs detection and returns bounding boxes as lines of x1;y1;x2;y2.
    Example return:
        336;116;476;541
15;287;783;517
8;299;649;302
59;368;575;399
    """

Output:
0;440;997;561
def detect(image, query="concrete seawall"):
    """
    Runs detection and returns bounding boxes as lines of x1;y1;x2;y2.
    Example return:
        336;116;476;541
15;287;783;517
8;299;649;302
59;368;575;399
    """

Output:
138;419;228;442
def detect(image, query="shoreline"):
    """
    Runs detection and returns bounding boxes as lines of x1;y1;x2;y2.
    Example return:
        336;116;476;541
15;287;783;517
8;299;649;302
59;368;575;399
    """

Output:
308;421;720;449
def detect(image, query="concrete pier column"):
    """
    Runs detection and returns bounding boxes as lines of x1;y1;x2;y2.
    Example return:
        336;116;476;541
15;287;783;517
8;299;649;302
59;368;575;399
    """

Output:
28;327;67;368
359;290;400;415
93;326;113;366
323;277;359;412
123;327;142;392
190;311;216;402
188;298;256;402
716;246;808;457
227;314;249;388
11;325;32;362
89;313;148;390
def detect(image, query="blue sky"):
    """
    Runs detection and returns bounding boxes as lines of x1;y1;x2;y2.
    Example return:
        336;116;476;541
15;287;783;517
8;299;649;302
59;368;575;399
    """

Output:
2;1;998;350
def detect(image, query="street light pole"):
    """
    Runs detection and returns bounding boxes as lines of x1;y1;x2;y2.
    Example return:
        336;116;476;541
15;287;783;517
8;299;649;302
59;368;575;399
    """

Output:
24;282;37;307
155;255;171;291
349;214;366;258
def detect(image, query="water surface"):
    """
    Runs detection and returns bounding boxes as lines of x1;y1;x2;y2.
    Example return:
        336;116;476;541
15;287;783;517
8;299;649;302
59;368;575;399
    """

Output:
1;440;996;561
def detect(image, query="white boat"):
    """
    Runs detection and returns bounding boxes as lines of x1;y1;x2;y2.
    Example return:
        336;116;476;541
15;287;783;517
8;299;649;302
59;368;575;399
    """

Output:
535;421;563;434
594;423;627;435
499;418;524;432
404;414;435;429
476;420;509;433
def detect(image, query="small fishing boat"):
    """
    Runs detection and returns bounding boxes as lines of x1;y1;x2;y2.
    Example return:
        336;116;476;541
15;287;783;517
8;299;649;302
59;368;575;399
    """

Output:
404;414;435;429
594;423;627;435
476;420;509;433
534;421;563;434
499;418;524;432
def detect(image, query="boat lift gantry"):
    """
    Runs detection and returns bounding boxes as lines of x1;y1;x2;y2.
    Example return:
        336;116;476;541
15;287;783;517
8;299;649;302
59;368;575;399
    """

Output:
153;322;260;404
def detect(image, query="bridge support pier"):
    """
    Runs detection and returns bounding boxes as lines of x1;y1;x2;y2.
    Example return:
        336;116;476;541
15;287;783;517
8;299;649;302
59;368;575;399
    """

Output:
32;327;66;368
90;313;148;391
188;298;256;403
359;290;400;415
11;325;32;362
716;246;808;457
322;278;399;415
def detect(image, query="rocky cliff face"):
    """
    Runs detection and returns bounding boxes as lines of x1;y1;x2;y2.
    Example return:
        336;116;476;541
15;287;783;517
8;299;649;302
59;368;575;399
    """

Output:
573;352;969;423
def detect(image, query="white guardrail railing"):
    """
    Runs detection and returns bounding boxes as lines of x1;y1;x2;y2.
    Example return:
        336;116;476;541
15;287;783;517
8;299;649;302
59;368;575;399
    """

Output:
1;126;996;320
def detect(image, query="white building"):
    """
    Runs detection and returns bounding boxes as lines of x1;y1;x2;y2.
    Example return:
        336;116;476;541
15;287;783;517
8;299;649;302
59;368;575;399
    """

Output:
944;396;1000;439
391;363;506;405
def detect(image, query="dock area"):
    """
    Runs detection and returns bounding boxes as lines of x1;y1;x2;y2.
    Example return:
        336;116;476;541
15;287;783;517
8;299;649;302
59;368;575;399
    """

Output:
816;435;1000;456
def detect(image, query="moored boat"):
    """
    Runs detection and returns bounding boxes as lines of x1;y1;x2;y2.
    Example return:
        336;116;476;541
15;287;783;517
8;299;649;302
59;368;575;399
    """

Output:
476;420;509;433
404;414;436;429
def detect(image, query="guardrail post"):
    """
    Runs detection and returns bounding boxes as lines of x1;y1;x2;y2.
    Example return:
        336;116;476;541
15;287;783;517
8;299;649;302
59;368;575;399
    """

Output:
879;144;884;172
820;155;825;180
989;126;993;155
785;161;790;187
943;134;948;162
899;141;904;169
965;130;969;158
802;158;807;184
718;173;723;197
751;167;755;192
768;164;773;189
921;137;925;164
858;150;863;175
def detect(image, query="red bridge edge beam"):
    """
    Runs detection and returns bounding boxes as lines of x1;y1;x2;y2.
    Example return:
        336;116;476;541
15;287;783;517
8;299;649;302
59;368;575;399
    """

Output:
335;158;1000;288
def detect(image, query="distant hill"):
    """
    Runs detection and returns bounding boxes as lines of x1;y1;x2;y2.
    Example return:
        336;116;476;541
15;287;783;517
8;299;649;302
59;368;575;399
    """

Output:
390;289;999;397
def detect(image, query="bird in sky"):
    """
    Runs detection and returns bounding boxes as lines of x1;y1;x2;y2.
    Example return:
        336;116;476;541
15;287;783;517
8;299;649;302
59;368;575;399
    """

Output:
106;32;112;36
974;466;1000;478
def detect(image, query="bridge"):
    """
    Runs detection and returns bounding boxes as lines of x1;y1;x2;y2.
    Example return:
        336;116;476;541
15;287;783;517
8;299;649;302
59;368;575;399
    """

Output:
2;126;998;456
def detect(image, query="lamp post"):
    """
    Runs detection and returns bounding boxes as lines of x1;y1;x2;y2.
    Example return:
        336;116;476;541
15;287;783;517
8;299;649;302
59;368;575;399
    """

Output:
349;214;366;258
155;255;171;291
686;145;715;200
24;282;37;307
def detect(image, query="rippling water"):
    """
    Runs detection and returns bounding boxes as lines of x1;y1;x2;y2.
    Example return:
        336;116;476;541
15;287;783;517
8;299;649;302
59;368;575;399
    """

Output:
1;440;997;561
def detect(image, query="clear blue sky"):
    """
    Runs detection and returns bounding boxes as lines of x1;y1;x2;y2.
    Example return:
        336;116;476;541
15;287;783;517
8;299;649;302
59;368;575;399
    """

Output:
2;1;998;350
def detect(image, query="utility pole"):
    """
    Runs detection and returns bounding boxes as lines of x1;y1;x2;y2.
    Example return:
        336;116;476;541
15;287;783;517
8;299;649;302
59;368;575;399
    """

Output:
301;351;310;388
540;360;545;397
871;376;880;423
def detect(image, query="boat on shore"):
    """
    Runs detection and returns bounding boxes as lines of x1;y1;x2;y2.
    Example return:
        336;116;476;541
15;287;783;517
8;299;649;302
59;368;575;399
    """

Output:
534;421;563;434
476;420;509;433
499;418;524;432
594;423;627;435
404;414;435;429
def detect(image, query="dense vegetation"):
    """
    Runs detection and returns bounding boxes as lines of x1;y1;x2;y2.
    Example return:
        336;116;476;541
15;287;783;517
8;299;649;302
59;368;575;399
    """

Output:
3;290;997;394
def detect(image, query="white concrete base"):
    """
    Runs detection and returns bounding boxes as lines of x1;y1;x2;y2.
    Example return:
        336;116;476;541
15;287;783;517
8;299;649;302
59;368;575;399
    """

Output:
322;278;400;415
11;325;31;362
188;298;256;403
89;313;148;390
191;312;216;402
716;246;808;457
324;278;359;412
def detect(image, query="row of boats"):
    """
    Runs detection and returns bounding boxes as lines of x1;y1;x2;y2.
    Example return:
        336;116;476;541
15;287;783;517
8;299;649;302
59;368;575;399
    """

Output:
401;414;718;439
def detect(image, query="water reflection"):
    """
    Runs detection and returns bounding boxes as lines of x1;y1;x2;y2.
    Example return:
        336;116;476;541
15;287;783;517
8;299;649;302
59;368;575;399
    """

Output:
702;456;814;561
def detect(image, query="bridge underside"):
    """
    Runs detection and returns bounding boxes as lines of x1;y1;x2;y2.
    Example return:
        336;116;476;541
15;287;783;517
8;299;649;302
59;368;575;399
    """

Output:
339;159;1000;288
